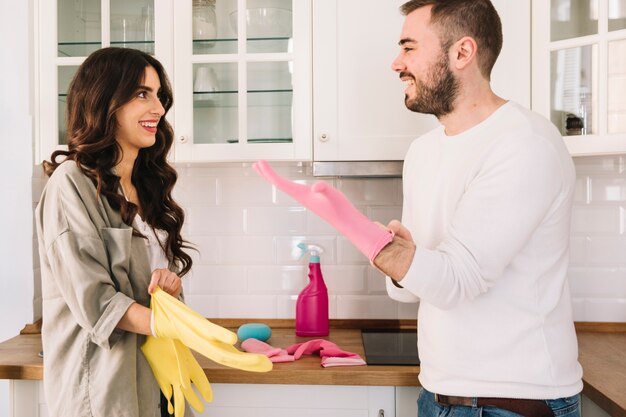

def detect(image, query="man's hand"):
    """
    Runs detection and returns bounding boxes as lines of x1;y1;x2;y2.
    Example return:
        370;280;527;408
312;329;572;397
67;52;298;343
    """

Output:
372;220;416;283
148;269;182;299
387;220;414;242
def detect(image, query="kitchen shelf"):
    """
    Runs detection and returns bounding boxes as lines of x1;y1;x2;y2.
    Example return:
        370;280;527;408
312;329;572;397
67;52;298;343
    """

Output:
192;37;291;55
58;41;155;57
192;89;293;107
226;138;292;144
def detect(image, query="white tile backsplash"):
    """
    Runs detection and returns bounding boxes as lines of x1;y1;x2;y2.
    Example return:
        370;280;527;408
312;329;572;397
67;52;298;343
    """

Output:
173;157;626;321
323;265;369;294
586;236;626;265
218;236;276;264
336;295;402;319
245;207;307;235
187;206;245;235
216;295;279;318
571;205;622;234
28;157;626;322
247;266;307;293
579;298;626;322
568;155;626;321
188;265;247;294
568;267;626;298
589;176;626;202
176;162;403;319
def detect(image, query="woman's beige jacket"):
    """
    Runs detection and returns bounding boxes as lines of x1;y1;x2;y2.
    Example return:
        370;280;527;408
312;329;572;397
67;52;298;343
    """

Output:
35;161;161;417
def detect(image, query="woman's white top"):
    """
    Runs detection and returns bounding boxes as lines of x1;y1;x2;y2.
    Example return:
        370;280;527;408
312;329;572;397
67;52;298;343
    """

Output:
134;215;169;271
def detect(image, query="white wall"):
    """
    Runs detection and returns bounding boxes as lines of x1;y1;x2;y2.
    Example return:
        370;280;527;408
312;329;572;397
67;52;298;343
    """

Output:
0;0;36;415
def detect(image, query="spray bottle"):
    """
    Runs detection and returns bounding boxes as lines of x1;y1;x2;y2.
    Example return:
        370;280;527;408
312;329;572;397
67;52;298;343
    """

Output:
295;243;329;337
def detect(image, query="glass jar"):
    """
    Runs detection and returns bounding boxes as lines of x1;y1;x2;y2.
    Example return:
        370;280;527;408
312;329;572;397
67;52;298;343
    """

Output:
192;0;217;40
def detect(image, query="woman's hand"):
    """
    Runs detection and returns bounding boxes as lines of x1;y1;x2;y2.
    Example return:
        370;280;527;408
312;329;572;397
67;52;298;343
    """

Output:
148;268;182;299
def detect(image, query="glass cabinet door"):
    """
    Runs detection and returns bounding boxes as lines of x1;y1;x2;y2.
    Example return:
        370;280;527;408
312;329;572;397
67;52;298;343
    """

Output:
57;0;155;57
550;0;598;41
550;44;597;136
608;38;626;134
38;0;310;163
533;0;626;155
57;0;102;57
39;0;158;160
174;0;311;161
549;0;599;137
193;62;239;143
57;66;79;145
110;0;155;54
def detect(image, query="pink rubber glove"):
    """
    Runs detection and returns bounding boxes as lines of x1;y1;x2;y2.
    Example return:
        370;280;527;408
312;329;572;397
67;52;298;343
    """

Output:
241;339;295;363
252;160;394;261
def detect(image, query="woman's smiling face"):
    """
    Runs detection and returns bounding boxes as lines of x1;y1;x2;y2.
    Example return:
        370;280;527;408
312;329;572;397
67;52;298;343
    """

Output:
115;65;165;158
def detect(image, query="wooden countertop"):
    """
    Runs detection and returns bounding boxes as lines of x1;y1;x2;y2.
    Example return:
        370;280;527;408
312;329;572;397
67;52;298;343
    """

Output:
1;321;624;417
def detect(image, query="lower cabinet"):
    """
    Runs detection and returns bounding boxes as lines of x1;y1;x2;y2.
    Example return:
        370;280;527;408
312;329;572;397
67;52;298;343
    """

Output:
200;384;396;417
10;381;398;417
9;381;613;417
581;395;613;417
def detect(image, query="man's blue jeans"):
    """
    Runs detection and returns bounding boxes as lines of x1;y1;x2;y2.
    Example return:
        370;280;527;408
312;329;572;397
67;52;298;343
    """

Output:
417;388;581;417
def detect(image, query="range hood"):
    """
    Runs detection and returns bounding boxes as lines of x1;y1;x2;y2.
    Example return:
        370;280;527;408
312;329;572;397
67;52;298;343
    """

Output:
312;161;403;178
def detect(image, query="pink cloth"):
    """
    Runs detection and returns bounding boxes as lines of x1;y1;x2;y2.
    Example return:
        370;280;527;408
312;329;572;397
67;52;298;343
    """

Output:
286;339;366;368
241;338;366;368
253;160;394;261
240;338;295;363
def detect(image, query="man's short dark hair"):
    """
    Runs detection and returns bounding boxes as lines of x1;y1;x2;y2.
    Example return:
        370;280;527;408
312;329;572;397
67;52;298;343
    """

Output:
400;0;503;80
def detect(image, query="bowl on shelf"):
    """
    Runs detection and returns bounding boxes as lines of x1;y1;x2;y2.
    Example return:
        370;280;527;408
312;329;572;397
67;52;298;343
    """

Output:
229;7;292;38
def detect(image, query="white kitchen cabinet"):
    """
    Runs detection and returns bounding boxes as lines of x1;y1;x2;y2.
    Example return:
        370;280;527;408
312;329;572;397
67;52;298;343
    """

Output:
312;0;531;164
532;0;626;156
10;381;618;417
37;0;173;163
36;0;312;163
198;384;395;417
38;1;530;165
10;381;395;417
172;0;312;162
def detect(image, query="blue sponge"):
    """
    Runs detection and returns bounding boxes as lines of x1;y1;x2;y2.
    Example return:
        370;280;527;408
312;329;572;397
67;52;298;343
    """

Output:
237;323;272;342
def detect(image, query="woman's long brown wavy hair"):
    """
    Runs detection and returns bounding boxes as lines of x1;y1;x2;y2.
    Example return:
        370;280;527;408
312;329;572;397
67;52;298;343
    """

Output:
42;47;193;276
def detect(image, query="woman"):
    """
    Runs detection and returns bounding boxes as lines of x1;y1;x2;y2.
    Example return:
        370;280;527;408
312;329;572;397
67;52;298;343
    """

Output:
36;47;192;417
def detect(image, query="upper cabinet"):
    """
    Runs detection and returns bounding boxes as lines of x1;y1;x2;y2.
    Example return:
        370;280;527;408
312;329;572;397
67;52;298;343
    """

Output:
36;0;530;164
312;0;531;163
36;0;312;163
37;0;170;163
172;0;312;161
311;0;438;163
532;0;626;155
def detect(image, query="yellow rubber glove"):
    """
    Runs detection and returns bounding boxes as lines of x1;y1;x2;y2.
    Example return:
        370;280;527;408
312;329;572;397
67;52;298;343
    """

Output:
151;287;273;373
141;336;212;417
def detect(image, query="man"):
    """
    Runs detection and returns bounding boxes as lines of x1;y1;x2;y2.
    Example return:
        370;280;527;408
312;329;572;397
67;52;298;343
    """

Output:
252;1;582;415
374;1;583;416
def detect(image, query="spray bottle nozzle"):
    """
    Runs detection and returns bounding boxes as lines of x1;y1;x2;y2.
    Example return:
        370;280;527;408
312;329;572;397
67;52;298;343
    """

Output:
294;243;324;263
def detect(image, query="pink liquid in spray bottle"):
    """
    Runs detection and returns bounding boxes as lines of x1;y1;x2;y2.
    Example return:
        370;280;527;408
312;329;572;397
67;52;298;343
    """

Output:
295;243;329;337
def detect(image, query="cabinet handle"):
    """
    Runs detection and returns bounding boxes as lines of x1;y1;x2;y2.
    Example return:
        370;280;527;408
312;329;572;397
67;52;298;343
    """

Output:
319;133;329;142
378;410;384;417
178;135;188;144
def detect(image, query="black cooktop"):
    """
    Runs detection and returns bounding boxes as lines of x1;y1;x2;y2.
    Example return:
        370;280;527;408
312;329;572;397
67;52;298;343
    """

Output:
361;328;420;366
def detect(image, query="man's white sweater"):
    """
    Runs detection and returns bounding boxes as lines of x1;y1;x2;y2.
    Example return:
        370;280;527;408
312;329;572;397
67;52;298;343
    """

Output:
387;101;583;399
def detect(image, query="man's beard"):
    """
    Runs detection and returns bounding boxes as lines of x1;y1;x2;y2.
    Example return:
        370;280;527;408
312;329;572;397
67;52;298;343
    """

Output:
403;52;459;118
